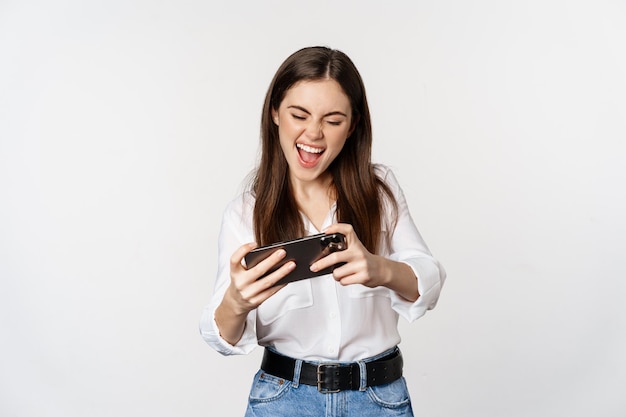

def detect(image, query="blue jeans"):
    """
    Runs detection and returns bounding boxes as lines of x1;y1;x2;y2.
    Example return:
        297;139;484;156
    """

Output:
244;348;414;417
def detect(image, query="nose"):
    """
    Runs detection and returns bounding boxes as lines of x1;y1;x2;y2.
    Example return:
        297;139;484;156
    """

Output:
304;120;323;140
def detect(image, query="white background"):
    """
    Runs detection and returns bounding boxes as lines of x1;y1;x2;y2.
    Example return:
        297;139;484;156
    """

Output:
1;1;625;416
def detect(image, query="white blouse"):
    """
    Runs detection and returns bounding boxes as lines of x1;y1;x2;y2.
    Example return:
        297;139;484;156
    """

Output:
199;165;446;362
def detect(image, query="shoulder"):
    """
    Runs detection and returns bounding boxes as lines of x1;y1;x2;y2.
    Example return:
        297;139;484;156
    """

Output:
374;163;402;192
221;190;256;229
373;163;392;177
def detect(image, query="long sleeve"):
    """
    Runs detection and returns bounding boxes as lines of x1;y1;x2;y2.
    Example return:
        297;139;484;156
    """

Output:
199;166;446;361
199;194;259;356
378;166;447;322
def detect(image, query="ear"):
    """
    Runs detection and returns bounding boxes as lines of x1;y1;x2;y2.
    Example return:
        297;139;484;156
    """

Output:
271;108;279;125
348;114;359;137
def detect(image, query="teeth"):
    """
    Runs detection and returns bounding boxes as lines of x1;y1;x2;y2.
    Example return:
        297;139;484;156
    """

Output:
297;143;324;154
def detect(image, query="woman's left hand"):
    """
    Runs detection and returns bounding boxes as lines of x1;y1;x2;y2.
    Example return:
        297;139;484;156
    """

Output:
310;223;419;301
309;223;388;288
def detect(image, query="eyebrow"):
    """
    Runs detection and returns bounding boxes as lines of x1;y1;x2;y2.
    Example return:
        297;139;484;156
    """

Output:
287;105;348;118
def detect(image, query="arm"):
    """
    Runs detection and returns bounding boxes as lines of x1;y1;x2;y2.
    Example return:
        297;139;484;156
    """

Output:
214;243;293;345
199;195;293;354
311;223;420;302
310;167;445;320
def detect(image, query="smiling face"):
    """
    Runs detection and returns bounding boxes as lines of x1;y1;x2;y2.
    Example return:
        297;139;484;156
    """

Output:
271;79;353;188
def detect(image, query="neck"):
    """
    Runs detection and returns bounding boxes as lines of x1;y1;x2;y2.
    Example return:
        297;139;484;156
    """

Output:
290;172;336;215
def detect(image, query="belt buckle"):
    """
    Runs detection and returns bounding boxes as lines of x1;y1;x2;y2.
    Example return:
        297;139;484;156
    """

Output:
316;363;341;394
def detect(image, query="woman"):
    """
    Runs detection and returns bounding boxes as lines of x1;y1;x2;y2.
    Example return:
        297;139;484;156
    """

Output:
200;46;446;416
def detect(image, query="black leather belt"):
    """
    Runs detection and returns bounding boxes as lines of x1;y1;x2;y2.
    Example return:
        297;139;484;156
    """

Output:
260;348;403;393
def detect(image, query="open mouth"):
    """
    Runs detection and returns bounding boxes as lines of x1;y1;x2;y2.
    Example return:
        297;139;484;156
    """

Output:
296;143;325;165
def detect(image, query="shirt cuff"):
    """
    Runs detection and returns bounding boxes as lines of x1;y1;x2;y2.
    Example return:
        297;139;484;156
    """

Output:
199;308;258;356
389;256;445;323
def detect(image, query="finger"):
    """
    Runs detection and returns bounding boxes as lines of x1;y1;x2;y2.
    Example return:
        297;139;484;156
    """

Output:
310;251;344;273
334;268;368;286
230;242;258;270
322;223;354;237
336;276;360;286
329;261;358;280
248;248;288;278
256;259;295;287
247;261;295;302
250;282;287;306
322;224;363;255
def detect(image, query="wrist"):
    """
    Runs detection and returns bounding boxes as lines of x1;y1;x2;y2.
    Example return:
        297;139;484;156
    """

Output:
221;287;251;318
380;258;419;302
378;256;395;287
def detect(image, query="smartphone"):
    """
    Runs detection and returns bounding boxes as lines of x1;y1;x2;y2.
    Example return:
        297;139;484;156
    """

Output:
244;233;347;286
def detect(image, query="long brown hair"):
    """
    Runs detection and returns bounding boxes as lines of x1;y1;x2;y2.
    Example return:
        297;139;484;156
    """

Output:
251;46;397;253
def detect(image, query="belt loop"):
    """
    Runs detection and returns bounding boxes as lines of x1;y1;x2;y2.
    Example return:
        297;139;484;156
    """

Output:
357;360;367;391
292;359;303;388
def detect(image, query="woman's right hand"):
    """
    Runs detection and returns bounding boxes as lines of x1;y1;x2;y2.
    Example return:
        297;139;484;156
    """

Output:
215;242;294;345
224;242;295;315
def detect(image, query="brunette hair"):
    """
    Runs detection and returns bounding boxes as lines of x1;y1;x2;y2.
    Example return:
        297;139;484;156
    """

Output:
251;46;397;253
